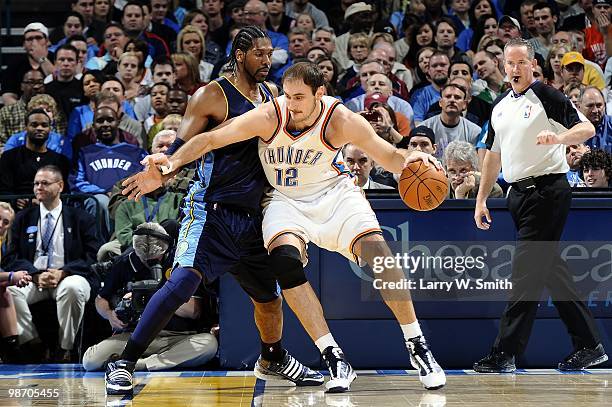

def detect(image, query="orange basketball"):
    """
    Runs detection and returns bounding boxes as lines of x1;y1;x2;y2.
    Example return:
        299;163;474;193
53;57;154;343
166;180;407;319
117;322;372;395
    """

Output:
398;161;449;211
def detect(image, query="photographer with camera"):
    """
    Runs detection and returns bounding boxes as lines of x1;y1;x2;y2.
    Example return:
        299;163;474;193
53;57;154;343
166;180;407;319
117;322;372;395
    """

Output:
82;222;218;371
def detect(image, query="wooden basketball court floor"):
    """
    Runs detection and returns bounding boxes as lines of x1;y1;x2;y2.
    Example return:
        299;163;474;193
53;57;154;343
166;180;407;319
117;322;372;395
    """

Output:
0;364;610;406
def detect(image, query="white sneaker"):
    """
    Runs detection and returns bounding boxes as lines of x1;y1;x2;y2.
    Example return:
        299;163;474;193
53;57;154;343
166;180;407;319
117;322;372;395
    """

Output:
406;336;446;390
322;347;357;393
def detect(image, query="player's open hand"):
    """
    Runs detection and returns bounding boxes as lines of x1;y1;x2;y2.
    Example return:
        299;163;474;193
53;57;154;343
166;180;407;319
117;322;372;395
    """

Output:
535;130;560;145
405;150;443;171
122;157;164;201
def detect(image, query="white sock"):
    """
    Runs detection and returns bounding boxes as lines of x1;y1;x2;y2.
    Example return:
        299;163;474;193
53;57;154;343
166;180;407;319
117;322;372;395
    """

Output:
401;321;423;341
315;333;339;353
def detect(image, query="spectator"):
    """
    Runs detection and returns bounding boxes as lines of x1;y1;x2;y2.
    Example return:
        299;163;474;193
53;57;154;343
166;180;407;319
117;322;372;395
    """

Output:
71;107;147;239
44;44;86;117
177;26;215;83
364;96;409;145
160;115;182;132
94;0;112;23
519;0;539;38
49;12;85;53
579;87;612;153
532;2;558;58
122;2;170;58
3;110;71;160
545;44;571;89
337;32;371;91
101;77;138;119
72;105;141;166
560;51;586;89
343;144;393;190
312;26;336;56
332;2;375;72
410;52;451;125
372;41;413;93
182;10;224;65
411;47;436;93
434;17;461;61
421;84;482;161
401;21;435;71
497;14;522;45
315;56;340;96
473;50;507;102
70;0;107;45
306;46;327;62
144;82;170;135
24;95;67;139
134;56;176;121
0;202;15;263
341;59;384;101
0;71;46;150
147;88;187;146
149;0;181;38
444;140;502;198
66;70;104;142
564;82;585;107
266;0;294;35
285;0;329;28
288;27;312;59
83;222;218;371
468;14;499;55
346;74;414;127
455;0;497;51
580;149;612;187
0;23;55;106
566;144;589;186
116;52;142;102
95;92;146;148
582;0;610;68
6;165;101;362
0;110;70;199
567;29;606;89
124;38;152;77
172;53;203;95
400;125;438;155
204;0;231;49
294;13;316;37
85;23;129;72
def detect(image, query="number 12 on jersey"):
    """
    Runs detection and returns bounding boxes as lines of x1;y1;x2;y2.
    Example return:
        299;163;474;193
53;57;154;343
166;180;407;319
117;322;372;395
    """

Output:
275;167;298;187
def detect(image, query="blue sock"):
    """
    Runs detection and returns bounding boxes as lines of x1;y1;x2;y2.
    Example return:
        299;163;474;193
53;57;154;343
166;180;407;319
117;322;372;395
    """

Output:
121;267;201;362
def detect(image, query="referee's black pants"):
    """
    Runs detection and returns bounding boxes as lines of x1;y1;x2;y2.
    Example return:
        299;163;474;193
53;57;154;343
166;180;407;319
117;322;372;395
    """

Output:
494;174;600;356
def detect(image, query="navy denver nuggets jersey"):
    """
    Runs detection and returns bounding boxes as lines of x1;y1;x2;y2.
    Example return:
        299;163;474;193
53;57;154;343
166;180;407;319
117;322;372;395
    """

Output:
193;76;274;210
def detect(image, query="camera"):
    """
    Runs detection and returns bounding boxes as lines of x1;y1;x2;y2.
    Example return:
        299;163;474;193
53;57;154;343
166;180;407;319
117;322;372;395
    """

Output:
114;262;163;327
90;260;114;280
360;110;382;122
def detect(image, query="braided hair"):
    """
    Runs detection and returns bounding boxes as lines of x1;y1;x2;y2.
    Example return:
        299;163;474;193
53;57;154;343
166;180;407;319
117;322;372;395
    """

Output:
227;26;270;76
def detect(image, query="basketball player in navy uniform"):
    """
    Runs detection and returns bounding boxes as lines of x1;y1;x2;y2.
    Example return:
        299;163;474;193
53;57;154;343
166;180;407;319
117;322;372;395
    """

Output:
105;27;323;396
124;62;447;392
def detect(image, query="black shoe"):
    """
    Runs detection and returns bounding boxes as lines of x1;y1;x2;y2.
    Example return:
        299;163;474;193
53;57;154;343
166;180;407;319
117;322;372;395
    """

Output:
406;336;446;390
558;344;608;371
254;349;324;386
105;359;136;395
322;346;356;393
473;349;516;373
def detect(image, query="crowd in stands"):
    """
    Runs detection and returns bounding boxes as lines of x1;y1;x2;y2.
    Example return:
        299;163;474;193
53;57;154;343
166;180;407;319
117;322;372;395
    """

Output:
0;0;611;365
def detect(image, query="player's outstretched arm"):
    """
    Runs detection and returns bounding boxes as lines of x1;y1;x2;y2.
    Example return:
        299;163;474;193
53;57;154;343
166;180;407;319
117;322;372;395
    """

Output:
167;101;278;172
330;106;440;174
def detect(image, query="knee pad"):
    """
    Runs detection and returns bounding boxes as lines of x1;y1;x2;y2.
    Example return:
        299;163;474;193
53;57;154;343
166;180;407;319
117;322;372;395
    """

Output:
161;267;201;307
270;245;307;290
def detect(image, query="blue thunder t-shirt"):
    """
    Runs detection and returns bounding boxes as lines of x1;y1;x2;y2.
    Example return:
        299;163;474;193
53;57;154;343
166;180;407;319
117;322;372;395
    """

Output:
193;77;274;211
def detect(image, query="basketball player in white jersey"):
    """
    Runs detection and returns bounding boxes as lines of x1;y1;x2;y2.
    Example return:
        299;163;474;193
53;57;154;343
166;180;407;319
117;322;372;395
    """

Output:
123;62;446;392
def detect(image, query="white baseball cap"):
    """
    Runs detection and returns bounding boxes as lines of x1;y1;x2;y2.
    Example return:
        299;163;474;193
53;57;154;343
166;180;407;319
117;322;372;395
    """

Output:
24;22;49;38
345;2;373;19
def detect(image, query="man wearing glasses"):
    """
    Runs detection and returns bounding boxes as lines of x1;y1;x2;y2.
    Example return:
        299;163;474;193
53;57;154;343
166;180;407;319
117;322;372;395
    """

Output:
0;70;46;149
4;165;101;363
0;23;55;106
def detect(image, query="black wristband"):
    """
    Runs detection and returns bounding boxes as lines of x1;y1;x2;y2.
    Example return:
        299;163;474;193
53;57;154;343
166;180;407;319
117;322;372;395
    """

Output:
165;137;186;156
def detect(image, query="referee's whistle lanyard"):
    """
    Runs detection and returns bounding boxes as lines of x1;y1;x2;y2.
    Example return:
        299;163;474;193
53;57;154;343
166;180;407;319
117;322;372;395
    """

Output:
142;193;166;222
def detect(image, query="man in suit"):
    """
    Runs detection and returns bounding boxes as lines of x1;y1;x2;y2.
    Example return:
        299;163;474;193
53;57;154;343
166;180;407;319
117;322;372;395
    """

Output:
6;165;101;362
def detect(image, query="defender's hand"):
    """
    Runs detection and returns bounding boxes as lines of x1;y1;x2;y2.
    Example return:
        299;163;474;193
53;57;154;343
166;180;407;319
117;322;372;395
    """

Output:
122;157;164;201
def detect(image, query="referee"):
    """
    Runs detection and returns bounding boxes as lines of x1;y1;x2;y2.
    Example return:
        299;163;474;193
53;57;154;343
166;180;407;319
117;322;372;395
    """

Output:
473;38;607;373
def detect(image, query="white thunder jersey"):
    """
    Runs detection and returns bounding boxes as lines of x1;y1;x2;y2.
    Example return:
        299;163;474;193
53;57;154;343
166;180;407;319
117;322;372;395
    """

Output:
259;95;350;201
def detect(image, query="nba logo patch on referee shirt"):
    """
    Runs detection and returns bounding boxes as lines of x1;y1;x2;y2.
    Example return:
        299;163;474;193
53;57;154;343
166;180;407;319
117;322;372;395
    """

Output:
523;105;532;118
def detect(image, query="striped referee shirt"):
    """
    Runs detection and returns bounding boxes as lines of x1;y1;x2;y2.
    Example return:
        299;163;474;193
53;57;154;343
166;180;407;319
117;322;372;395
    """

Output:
485;80;589;183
